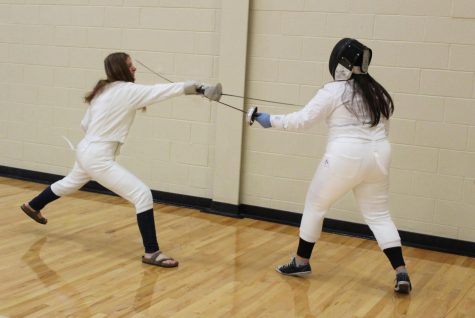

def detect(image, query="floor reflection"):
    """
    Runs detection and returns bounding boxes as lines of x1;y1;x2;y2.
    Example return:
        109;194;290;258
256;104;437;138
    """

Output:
285;277;316;318
132;267;160;313
21;237;91;317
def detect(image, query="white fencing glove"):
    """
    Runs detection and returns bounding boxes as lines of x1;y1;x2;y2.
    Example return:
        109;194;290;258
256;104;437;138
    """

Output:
184;81;222;102
184;80;200;95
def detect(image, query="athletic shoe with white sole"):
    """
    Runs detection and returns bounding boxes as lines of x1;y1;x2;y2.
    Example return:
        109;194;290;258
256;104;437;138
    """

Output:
394;271;412;294
276;257;312;276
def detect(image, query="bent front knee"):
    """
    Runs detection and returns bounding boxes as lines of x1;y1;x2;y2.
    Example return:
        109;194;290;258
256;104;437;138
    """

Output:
135;190;153;214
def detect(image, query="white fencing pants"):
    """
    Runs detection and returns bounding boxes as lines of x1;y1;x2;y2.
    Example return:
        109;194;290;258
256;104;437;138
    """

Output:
299;139;401;250
51;140;153;214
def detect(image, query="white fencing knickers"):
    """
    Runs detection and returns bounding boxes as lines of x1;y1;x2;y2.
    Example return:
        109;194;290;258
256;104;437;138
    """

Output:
299;138;401;250
50;139;153;214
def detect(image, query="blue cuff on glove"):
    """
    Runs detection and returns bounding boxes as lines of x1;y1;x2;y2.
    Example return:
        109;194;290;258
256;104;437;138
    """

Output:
255;112;271;128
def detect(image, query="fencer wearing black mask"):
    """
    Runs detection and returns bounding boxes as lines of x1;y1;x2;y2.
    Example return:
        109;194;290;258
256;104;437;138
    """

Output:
255;38;412;294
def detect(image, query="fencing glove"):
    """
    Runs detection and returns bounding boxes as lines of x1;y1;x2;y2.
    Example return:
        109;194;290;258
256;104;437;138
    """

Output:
255;112;271;128
184;81;222;102
184;80;200;95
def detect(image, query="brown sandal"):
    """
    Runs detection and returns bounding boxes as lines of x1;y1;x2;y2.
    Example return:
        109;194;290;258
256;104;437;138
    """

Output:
142;251;178;268
20;203;47;225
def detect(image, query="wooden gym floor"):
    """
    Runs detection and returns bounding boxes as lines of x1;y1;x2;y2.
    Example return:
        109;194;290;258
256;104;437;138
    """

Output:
0;177;474;317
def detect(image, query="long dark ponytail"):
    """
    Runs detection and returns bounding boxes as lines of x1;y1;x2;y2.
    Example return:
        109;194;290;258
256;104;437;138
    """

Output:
84;52;134;104
350;73;394;127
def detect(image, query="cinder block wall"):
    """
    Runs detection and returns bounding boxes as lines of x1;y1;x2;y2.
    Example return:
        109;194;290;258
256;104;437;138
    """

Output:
0;0;474;241
242;0;475;241
0;0;222;199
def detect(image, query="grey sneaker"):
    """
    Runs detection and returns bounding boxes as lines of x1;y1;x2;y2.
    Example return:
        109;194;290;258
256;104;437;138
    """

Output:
394;271;412;294
276;257;312;277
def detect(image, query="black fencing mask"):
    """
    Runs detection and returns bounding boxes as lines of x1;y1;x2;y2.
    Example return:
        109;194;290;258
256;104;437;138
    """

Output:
329;38;372;81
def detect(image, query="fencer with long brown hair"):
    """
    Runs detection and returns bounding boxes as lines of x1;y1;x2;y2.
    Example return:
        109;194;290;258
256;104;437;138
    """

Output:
21;52;222;267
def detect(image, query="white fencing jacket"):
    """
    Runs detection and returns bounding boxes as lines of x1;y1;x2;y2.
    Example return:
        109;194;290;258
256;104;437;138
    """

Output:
81;81;185;143
270;81;389;141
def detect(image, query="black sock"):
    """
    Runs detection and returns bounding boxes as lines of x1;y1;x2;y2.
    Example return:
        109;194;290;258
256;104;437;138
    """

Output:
383;246;406;269
29;186;60;211
136;209;160;254
297;237;315;259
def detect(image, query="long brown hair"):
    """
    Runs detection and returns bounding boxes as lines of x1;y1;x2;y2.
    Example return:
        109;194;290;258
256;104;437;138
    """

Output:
84;52;135;104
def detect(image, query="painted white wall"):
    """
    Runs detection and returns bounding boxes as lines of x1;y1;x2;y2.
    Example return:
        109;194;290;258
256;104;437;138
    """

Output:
0;0;474;241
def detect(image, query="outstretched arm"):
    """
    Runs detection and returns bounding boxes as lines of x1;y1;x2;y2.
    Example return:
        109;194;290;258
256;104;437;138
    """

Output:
254;84;336;131
125;81;223;110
